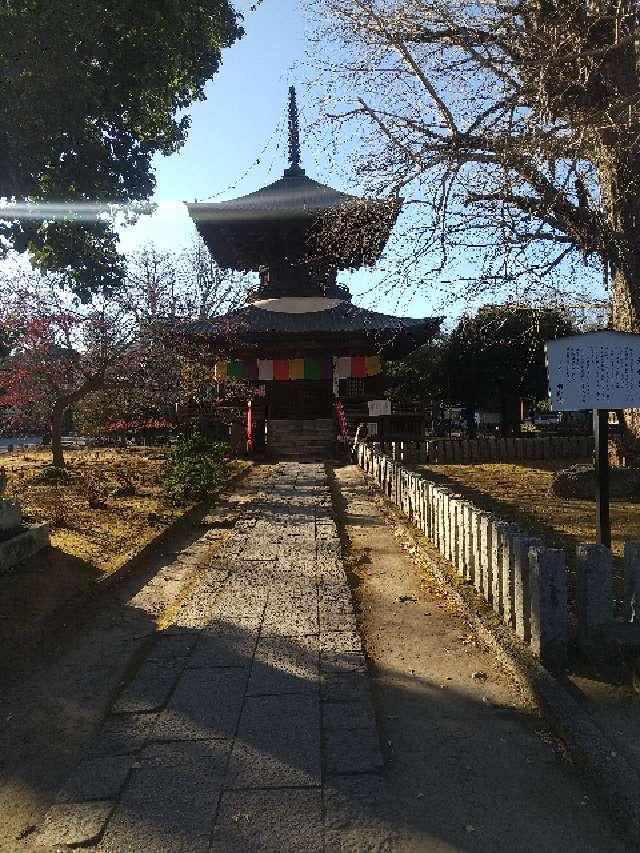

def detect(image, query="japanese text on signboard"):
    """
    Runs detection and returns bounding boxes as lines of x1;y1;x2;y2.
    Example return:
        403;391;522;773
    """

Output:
546;332;640;410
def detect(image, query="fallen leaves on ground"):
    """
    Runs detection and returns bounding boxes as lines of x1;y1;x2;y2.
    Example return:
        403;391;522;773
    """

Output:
4;448;191;575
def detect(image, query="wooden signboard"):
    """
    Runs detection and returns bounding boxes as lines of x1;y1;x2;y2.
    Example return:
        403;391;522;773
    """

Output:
546;330;640;548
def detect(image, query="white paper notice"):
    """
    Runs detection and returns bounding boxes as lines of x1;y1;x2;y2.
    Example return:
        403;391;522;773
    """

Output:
368;399;391;417
546;330;640;411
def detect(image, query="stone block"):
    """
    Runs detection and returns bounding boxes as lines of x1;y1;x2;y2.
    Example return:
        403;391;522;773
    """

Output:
0;521;49;572
529;547;568;664
452;499;464;574
88;714;157;757
0;499;21;533
462;503;475;583
112;660;184;714
57;756;132;803
151;667;247;741
186;627;258;668
419;479;427;534
426;482;435;540
441;490;452;560
510;525;543;643
319;631;363;654
513;536;530;641
98;752;225;852
478;513;494;602
471;508;483;593
431;487;440;548
139;739;231;770
225;694;321;788
322;669;370;703
325;727;383;775
321;650;367;676
248;634;319;696
624;542;640;623
322;701;376;731
576;544;614;641
324;775;397;853
490;520;509;613
499;524;519;629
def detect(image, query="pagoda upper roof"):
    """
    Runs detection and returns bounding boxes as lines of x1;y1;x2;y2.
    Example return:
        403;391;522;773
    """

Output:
186;88;401;275
188;167;352;223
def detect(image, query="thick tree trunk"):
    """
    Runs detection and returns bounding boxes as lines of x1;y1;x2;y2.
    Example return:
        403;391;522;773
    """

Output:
598;147;640;453
50;404;66;469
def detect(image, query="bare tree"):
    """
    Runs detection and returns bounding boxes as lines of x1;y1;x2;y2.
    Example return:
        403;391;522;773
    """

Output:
312;0;640;320
125;239;247;321
178;238;248;320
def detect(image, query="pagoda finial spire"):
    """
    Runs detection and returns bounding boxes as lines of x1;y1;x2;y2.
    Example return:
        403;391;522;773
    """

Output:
287;86;302;170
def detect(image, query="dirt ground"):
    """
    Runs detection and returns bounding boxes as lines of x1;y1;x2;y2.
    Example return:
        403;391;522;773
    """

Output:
0;448;246;675
3;448;190;573
332;463;628;852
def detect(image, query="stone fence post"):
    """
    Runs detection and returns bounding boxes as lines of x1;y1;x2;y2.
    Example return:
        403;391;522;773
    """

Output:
511;536;543;642
477;512;494;601
529;547;568;664
491;520;509;614
624;542;640;623
575;544;614;643
499;523;520;627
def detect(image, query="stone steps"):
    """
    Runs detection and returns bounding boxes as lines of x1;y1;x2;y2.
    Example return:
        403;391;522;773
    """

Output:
267;419;337;459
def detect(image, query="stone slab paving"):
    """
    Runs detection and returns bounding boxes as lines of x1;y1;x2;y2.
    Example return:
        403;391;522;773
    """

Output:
35;463;389;852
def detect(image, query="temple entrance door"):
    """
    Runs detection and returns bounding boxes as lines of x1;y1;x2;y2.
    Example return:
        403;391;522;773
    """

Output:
268;380;333;420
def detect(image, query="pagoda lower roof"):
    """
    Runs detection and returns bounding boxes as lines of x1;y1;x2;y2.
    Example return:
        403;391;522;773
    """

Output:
172;299;439;358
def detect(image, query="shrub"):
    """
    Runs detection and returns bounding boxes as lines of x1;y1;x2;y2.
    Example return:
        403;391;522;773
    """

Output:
164;433;227;503
37;465;69;483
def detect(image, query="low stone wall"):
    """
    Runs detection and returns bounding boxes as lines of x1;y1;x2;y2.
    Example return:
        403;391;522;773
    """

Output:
380;434;592;464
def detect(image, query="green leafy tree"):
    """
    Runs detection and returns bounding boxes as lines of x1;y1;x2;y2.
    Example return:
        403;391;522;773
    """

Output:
443;306;574;435
385;339;448;404
0;1;243;298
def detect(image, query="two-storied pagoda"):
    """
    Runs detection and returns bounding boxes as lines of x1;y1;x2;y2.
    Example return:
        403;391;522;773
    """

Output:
178;89;436;456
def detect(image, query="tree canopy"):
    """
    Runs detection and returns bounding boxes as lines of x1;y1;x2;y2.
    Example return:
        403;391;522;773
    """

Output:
315;1;638;317
443;305;574;431
0;241;247;466
385;304;573;433
0;1;242;298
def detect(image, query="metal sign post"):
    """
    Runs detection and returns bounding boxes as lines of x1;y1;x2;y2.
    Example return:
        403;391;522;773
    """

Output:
593;408;611;548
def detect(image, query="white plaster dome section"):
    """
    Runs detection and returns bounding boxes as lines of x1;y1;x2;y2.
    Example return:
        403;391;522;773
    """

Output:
251;297;347;313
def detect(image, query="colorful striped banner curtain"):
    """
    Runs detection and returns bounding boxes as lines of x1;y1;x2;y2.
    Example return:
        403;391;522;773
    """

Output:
214;355;381;381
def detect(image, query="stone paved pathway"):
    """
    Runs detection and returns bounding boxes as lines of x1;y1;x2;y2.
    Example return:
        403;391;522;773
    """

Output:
36;463;390;853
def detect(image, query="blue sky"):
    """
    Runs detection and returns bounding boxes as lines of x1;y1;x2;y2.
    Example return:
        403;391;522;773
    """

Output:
117;0;433;318
3;0;602;324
